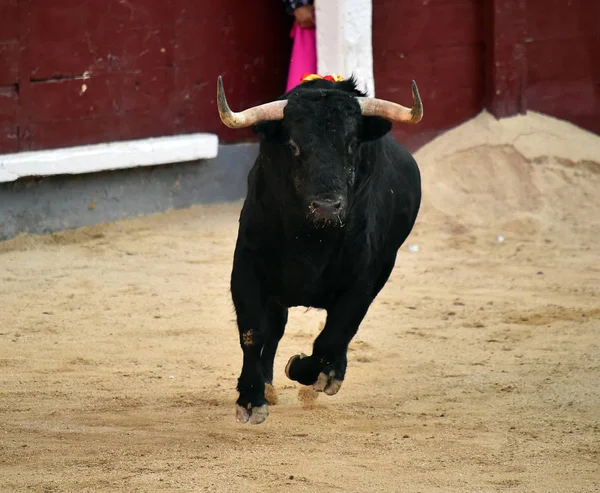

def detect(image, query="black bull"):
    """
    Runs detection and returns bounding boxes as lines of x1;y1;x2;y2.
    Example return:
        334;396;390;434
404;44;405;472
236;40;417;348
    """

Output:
217;75;423;424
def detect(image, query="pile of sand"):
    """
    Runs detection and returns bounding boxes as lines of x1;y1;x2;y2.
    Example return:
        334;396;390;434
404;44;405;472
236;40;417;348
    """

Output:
414;110;600;240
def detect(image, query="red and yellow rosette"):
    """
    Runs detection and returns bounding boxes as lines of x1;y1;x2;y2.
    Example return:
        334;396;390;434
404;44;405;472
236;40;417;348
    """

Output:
300;73;345;83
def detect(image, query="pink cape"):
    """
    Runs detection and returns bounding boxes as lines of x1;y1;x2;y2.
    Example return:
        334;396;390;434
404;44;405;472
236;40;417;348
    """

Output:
286;22;317;93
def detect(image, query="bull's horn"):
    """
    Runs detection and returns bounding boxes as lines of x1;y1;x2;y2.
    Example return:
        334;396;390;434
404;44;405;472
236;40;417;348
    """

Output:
357;80;423;124
217;76;287;129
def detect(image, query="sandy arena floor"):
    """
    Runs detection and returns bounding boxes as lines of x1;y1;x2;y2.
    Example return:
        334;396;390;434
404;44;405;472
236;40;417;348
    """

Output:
1;112;599;492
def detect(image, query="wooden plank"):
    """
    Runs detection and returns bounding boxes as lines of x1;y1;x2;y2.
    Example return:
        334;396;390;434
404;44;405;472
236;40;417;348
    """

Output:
527;37;595;84
375;50;435;90
120;68;172;113
0;83;19;153
25;75;118;123
525;0;581;40
433;45;485;88
103;27;173;73
21;117;122;151
0;121;19;154
484;0;527;118
26;1;103;79
172;0;291;144
0;85;18;119
373;0;485;149
173;59;255;143
377;44;485;95
578;2;600;37
116;108;175;142
0;0;19;43
0;42;19;85
17;0;31;151
374;0;483;51
27;5;173;79
526;79;597;117
106;1;174;31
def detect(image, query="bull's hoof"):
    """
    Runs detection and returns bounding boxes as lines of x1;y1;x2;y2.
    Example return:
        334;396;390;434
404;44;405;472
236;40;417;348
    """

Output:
313;369;343;396
236;403;269;425
285;353;308;379
285;353;325;386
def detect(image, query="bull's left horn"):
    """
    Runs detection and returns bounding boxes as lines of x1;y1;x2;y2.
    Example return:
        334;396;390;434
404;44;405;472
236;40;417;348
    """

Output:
217;76;288;129
357;80;423;124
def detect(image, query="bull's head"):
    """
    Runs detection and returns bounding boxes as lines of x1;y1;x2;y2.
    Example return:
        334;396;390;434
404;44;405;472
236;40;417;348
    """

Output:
216;76;423;228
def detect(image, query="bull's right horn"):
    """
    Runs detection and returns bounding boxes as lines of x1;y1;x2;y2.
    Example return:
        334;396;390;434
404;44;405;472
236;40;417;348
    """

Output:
217;76;288;129
357;80;423;124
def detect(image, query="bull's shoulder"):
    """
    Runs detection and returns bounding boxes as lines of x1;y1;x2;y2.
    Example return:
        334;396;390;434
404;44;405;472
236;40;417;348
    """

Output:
377;135;418;166
358;135;420;189
237;198;284;251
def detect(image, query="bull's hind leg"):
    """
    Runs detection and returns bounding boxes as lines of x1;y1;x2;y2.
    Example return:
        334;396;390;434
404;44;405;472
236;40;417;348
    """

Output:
285;289;375;395
230;249;271;424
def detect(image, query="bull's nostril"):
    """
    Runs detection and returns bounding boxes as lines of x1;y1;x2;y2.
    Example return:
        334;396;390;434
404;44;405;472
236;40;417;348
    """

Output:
309;198;344;219
310;199;342;209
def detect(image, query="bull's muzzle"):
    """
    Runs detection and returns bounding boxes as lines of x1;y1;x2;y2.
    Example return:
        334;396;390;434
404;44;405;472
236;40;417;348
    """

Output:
308;196;346;226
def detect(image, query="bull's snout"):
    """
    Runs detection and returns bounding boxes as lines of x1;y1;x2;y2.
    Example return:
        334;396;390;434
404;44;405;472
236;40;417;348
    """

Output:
308;196;346;225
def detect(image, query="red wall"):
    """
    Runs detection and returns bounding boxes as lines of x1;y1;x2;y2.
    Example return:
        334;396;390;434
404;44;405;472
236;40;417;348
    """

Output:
373;0;485;151
1;0;599;155
0;0;292;153
525;0;600;135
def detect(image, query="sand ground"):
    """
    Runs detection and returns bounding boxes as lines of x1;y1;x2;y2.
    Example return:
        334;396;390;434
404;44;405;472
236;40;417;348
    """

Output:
1;112;599;492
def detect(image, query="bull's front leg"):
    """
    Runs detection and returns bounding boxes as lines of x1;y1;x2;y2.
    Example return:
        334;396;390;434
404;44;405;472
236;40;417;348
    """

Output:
230;247;270;425
285;288;374;395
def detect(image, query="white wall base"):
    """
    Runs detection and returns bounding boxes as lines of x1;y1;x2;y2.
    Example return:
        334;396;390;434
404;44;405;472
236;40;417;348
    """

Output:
316;0;375;97
0;133;219;183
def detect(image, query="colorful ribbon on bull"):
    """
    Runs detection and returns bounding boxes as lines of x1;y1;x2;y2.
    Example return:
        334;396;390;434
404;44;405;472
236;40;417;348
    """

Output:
300;73;345;83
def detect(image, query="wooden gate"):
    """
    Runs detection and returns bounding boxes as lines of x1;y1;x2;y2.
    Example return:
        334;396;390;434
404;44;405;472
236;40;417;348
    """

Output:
0;0;292;154
373;0;600;149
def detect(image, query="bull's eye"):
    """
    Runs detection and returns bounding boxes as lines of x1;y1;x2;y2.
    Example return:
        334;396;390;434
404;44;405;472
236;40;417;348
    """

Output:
288;140;300;157
348;141;358;154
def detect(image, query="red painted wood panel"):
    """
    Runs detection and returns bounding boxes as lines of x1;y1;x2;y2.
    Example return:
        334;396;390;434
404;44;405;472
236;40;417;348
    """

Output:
527;36;596;84
2;0;292;153
526;0;600;39
526;79;598;116
2;0;599;155
0;0;19;42
22;116;124;151
483;0;527;118
25;76;118;123
375;0;483;50
0;85;19;153
170;0;291;143
0;42;19;85
0;127;18;152
524;1;600;133
0;85;19;120
373;0;484;150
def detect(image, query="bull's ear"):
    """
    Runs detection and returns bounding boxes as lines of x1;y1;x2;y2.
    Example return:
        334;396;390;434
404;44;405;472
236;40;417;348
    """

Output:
361;116;392;141
252;121;281;139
